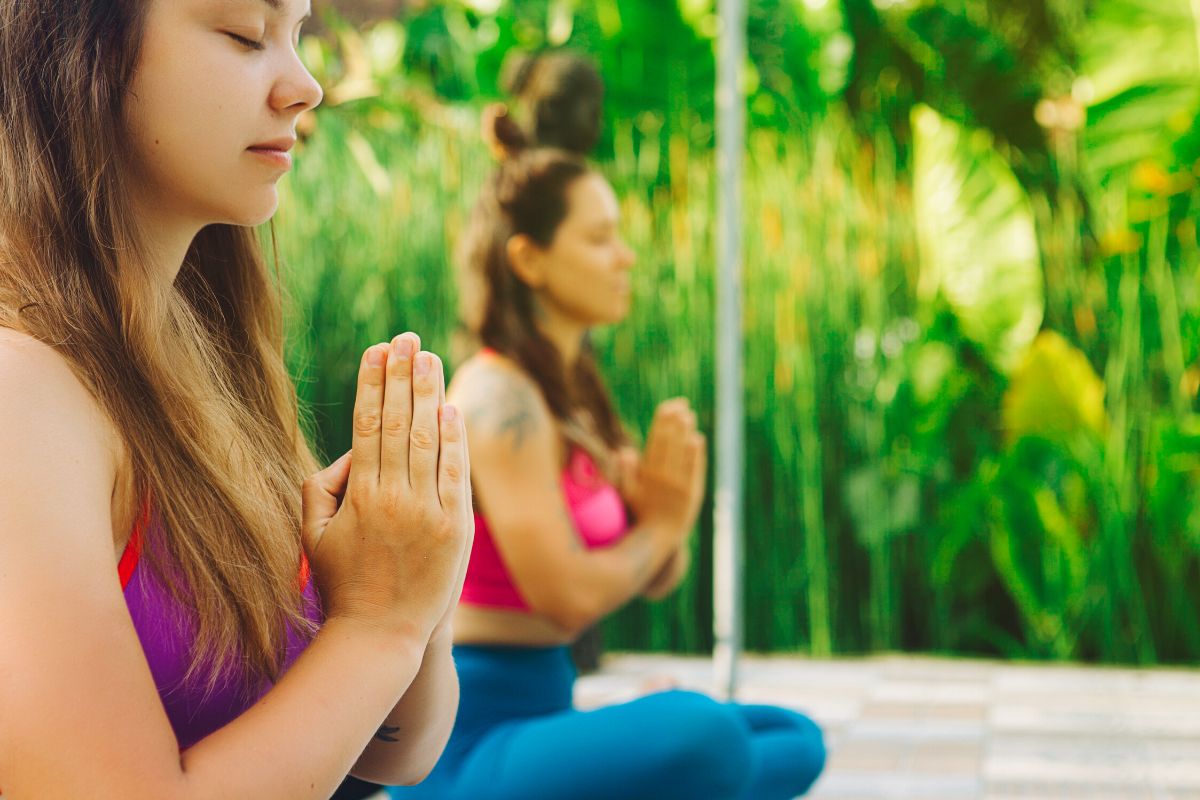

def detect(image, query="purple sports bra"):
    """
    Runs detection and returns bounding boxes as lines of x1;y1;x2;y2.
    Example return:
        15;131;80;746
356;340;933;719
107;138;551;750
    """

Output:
120;504;322;749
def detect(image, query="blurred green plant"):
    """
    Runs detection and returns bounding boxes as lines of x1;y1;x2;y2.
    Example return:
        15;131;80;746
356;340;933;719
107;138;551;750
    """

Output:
912;104;1044;373
279;0;1200;663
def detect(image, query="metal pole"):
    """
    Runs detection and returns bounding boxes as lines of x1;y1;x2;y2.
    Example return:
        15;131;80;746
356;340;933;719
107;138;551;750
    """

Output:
713;0;745;701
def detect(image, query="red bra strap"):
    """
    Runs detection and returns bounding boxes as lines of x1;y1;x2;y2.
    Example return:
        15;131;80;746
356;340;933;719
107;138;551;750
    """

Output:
299;552;312;592
118;495;313;593
118;498;151;590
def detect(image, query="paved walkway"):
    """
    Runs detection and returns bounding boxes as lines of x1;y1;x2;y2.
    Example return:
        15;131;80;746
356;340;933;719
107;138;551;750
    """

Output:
573;653;1200;799
359;653;1200;798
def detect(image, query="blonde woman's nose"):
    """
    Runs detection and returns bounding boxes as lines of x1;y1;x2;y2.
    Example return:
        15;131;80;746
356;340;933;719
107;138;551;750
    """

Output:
271;50;323;114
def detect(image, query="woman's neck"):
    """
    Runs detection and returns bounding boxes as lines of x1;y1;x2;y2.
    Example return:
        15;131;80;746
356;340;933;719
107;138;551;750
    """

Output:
128;185;204;286
532;297;587;367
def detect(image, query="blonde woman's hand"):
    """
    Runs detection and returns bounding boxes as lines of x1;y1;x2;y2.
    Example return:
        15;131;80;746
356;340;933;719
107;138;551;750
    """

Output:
621;398;707;546
301;333;473;650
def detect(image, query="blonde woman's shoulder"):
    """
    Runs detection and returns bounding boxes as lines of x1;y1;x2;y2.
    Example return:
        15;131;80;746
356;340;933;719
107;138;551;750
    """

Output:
0;326;86;398
0;327;121;482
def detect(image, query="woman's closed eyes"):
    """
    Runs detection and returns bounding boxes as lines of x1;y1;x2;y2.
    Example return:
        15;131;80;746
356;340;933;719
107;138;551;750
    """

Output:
224;30;266;51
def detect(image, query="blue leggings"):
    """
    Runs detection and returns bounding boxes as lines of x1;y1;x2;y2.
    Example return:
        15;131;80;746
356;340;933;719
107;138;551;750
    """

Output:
386;645;825;800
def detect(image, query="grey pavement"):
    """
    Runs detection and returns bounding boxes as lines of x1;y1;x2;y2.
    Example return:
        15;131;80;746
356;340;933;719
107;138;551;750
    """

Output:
573;653;1200;800
360;652;1200;799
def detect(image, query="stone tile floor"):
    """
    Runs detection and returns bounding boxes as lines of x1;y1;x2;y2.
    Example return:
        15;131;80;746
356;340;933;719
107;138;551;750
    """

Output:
570;653;1200;799
359;653;1200;799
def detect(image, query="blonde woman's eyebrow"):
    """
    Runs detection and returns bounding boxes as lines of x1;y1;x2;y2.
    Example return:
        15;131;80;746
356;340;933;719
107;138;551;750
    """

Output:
215;0;277;15
248;0;312;22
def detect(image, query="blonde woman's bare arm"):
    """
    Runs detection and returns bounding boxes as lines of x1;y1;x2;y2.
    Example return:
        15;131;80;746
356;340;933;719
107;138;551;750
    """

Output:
0;333;466;799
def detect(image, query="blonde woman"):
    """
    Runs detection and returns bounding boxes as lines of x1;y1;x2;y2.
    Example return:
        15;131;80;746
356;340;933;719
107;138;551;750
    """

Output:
0;1;471;797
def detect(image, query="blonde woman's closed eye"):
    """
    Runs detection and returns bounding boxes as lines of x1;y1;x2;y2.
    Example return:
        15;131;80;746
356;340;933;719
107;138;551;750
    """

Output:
224;30;266;51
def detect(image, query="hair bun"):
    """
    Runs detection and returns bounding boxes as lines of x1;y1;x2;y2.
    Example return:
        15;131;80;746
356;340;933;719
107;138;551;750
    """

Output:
481;103;529;161
503;50;604;156
500;51;540;96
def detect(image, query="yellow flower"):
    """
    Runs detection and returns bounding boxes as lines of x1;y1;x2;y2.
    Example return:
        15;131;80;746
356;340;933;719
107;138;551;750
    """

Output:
1099;229;1142;256
1132;160;1171;194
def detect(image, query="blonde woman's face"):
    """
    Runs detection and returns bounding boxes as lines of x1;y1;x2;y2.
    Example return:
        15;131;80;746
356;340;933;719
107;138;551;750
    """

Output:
125;0;322;229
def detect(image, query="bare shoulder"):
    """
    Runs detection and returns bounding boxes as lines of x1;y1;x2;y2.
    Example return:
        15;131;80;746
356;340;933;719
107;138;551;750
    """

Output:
0;328;119;496
0;328;115;429
0;329;179;796
449;353;554;457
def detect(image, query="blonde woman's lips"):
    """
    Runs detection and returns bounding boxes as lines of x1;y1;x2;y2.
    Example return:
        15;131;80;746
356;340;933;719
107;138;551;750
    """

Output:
247;137;295;169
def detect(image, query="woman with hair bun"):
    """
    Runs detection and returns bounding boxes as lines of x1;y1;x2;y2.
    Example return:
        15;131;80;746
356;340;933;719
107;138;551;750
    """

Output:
384;102;826;799
489;50;608;679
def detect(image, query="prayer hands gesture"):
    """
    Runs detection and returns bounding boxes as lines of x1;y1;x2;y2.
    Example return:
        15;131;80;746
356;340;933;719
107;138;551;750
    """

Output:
300;333;474;648
620;398;707;547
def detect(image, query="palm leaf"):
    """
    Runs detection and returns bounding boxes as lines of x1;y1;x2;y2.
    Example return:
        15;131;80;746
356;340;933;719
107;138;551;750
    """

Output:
1080;0;1200;184
912;104;1044;374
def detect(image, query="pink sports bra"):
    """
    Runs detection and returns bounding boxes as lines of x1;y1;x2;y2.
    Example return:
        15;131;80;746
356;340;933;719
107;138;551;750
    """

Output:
460;447;631;610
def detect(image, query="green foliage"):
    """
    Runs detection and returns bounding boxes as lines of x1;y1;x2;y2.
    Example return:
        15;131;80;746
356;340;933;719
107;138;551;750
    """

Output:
892;4;1049;161
912;105;1044;373
1079;0;1200;187
284;0;1200;664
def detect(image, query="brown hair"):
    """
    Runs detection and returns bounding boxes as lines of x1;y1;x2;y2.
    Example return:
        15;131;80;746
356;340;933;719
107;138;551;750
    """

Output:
0;0;319;690
459;118;626;466
501;50;605;156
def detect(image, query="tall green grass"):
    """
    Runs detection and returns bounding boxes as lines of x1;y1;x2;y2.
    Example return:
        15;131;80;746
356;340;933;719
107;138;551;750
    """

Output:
275;104;1200;664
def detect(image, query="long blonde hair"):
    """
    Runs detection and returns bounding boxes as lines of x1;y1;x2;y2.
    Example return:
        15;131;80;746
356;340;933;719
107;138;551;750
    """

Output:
0;0;319;688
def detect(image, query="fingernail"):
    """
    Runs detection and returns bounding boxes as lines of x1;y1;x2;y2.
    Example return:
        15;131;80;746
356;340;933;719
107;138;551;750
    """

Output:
367;345;386;367
415;352;431;376
442;405;457;422
393;336;414;360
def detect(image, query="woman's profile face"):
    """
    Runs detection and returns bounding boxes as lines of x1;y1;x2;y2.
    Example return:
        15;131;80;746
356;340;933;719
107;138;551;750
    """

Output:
539;173;636;327
124;0;322;230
